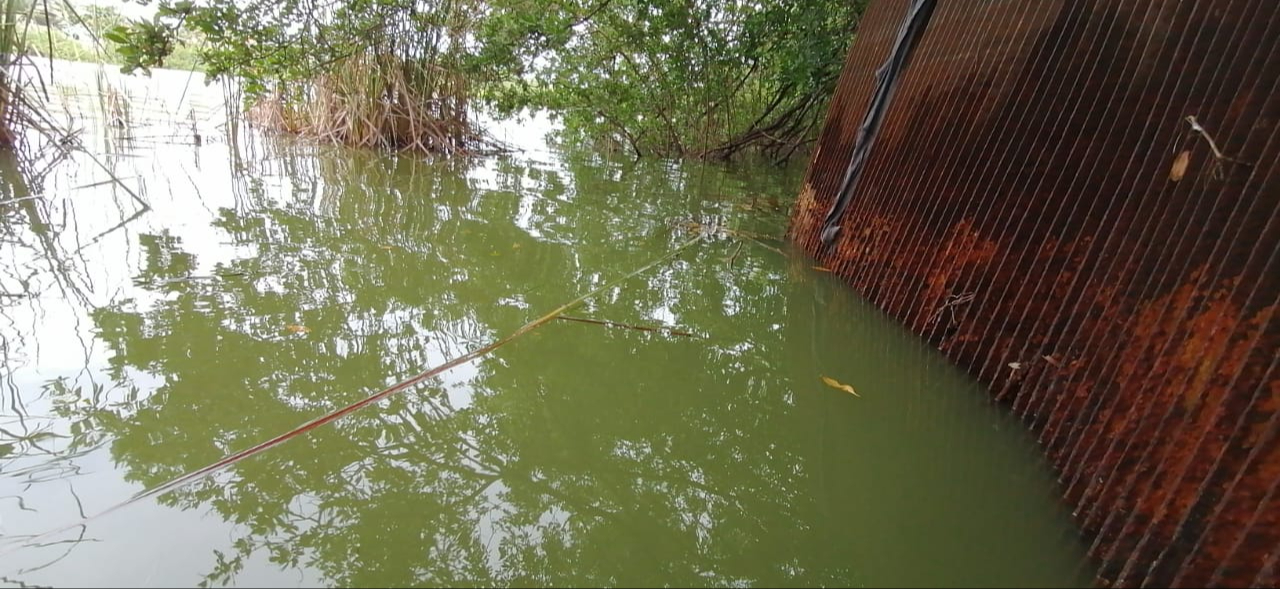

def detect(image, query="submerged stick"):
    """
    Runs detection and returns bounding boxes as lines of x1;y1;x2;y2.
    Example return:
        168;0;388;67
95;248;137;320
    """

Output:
727;241;744;268
743;235;785;256
555;315;697;338
0;176;140;206
0;236;703;553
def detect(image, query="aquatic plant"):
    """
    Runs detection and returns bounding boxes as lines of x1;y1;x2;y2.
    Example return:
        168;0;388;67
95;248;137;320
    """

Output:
94;68;129;128
247;52;482;155
106;0;493;155
0;0;23;146
0;0;76;148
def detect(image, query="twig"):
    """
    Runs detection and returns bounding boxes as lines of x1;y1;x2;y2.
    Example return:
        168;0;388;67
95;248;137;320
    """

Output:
1184;116;1232;162
1184;115;1252;179
743;235;785;256
556;315;696;337
0;176;139;206
927;291;976;328
727;240;744;268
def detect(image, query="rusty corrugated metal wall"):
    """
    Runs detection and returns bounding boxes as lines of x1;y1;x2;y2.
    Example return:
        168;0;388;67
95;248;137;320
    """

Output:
788;1;1279;587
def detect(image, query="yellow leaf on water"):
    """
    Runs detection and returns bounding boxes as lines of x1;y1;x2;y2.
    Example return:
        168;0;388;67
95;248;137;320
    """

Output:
286;324;311;334
1169;150;1191;182
821;375;860;397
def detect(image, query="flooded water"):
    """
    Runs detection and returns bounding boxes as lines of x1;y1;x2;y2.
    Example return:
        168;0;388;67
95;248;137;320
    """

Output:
0;63;1088;587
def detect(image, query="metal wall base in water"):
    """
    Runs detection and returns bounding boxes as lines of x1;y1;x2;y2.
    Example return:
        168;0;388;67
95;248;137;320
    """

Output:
788;1;1279;586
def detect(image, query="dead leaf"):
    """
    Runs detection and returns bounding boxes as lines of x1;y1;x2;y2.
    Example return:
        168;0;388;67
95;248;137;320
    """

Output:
821;375;860;397
1169;150;1191;182
813;266;832;272
1008;362;1023;370
286;324;311;334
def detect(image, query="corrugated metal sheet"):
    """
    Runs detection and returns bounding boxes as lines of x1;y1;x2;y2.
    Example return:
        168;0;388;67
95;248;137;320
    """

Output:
788;1;1279;586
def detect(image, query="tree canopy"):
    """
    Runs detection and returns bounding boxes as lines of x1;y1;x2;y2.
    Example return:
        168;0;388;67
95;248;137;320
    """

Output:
110;0;866;160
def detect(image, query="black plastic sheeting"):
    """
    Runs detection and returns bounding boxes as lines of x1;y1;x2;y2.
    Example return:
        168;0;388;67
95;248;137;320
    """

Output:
820;0;937;246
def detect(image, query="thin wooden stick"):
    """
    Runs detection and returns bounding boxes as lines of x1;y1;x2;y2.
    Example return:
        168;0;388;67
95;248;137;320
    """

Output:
556;315;697;337
727;240;744;268
0;236;703;553
0;176;139;206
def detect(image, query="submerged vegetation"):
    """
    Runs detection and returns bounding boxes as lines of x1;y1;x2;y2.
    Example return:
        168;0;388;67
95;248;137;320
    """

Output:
0;0;72;148
0;0;28;146
247;54;481;154
107;0;866;161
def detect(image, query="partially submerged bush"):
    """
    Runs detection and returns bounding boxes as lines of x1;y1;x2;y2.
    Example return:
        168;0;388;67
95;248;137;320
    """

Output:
247;53;485;155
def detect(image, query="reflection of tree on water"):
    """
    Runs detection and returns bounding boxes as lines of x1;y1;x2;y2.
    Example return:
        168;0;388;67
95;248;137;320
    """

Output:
0;141;111;584
65;149;840;586
1;141;85;429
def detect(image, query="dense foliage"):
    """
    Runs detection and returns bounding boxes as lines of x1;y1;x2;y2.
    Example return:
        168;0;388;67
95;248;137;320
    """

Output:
475;0;866;160
111;0;865;160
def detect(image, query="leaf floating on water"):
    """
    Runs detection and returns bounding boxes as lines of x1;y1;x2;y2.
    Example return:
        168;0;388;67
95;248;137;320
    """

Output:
821;375;860;397
285;324;311;334
1169;150;1191;182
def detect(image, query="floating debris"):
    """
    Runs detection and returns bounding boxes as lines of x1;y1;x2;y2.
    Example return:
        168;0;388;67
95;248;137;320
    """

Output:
821;375;860;397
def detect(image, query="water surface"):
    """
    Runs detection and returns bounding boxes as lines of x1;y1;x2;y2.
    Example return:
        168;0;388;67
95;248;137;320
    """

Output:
0;64;1087;587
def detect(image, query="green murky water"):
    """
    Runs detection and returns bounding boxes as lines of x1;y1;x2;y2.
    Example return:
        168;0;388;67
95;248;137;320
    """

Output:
0;64;1087;587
